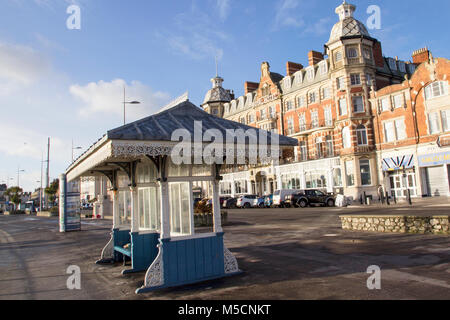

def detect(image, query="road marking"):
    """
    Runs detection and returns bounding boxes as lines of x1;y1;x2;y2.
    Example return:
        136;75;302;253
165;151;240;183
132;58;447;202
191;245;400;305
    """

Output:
323;234;339;237
0;229;14;243
383;269;450;289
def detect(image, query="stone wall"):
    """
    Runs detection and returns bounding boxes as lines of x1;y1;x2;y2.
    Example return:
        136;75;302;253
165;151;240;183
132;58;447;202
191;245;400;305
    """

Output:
340;215;449;235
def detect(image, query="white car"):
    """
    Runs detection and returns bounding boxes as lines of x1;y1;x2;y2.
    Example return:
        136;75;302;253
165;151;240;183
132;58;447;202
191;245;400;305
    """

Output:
236;195;258;208
273;189;300;207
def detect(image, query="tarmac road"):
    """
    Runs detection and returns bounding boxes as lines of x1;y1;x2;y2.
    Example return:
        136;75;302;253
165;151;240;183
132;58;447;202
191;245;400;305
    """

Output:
0;199;449;300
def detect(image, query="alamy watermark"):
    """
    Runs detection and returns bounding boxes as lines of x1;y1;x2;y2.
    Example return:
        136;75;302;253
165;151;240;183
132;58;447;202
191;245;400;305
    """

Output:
366;5;381;30
366;265;381;290
66;5;81;30
66;265;81;290
170;121;281;166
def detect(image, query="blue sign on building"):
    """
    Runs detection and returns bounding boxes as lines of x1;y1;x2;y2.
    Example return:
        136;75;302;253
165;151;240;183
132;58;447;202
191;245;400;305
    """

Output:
418;151;450;167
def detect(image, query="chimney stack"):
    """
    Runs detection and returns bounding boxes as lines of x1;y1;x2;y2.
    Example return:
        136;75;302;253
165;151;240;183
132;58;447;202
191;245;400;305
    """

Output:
308;50;324;66
245;81;259;95
286;61;303;76
412;47;431;65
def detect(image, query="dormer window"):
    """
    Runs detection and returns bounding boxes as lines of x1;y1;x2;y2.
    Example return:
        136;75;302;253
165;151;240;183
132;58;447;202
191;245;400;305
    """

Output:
319;62;328;75
388;59;397;71
307;68;315;81
261;85;270;96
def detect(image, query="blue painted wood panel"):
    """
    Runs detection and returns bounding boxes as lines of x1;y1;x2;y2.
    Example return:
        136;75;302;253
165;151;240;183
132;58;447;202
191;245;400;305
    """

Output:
163;234;225;286
131;232;160;272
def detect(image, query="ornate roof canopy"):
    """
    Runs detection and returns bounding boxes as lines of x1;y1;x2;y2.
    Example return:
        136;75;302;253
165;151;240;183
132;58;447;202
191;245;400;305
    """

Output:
202;76;232;105
328;1;370;44
66;100;298;181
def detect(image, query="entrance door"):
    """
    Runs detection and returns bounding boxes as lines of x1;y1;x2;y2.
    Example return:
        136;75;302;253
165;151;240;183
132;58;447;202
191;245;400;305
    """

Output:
389;171;417;198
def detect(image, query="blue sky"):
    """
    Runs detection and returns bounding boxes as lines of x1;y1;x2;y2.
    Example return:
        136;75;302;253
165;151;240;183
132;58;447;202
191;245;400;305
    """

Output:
0;0;449;191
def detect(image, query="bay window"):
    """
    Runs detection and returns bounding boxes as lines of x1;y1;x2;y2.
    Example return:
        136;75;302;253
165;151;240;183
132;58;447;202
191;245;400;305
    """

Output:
353;96;364;113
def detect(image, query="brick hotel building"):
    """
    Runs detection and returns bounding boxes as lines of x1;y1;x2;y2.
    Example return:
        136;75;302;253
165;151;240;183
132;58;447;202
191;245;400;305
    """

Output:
202;1;450;200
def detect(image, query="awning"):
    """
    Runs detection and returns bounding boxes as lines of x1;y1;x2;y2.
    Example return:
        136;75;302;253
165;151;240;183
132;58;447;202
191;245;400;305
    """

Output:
382;155;414;172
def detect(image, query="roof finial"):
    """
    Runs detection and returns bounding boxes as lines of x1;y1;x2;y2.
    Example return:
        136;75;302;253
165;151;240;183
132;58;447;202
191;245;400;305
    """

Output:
215;55;219;77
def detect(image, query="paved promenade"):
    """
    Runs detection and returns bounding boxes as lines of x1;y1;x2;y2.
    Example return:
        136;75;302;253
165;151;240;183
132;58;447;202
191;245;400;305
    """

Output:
0;198;448;300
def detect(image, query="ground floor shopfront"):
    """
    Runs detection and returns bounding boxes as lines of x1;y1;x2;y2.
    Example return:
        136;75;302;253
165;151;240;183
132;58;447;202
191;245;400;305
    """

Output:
417;145;450;197
219;155;380;201
377;145;450;199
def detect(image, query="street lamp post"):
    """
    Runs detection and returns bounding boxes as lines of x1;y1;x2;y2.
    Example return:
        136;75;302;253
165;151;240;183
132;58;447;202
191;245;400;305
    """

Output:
17;167;25;188
123;86;141;125
72;140;83;163
36;180;42;212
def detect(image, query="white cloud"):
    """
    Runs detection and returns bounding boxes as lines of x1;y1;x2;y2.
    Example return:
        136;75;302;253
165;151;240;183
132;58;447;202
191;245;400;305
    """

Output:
0;42;51;94
156;3;231;61
70;79;171;120
0;124;66;163
302;17;332;36
273;0;305;31
217;0;231;22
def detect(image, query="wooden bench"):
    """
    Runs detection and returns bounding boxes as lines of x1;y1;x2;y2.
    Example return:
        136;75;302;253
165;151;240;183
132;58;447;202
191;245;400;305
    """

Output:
114;245;132;266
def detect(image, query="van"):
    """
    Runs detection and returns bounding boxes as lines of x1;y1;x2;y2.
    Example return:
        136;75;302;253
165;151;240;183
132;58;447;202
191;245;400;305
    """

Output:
273;189;300;207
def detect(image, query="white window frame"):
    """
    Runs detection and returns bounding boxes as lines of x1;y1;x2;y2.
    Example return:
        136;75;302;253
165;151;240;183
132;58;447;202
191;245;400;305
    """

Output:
350;73;361;86
359;159;372;186
324;107;333;126
393;94;404;109
356;125;368;146
339;98;348;116
424;81;448;100
342;127;351;149
427;112;440;134
297;96;306;107
352;96;364;113
337;77;345;90
380;97;390;112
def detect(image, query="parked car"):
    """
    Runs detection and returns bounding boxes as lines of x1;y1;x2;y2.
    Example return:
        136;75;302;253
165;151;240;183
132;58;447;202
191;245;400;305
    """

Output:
264;194;273;208
193;197;203;208
252;197;265;208
273;189;300;207
236;195;258;208
220;196;232;208
223;197;238;209
289;189;336;208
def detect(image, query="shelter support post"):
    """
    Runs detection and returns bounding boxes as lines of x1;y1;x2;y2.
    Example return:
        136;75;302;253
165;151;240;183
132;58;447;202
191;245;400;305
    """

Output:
130;186;139;233
96;189;119;264
212;179;223;233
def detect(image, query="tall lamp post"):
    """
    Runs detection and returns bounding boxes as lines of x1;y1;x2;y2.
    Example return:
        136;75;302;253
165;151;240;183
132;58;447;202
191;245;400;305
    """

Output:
72;140;83;163
17;167;25;188
123;86;141;125
36;180;42;212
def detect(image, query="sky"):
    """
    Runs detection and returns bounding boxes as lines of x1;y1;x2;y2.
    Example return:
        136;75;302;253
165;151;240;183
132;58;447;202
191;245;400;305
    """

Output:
0;0;449;192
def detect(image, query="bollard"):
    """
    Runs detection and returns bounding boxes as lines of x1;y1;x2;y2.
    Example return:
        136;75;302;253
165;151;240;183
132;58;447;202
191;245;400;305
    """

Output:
393;192;397;204
363;192;367;205
386;191;390;206
407;189;412;206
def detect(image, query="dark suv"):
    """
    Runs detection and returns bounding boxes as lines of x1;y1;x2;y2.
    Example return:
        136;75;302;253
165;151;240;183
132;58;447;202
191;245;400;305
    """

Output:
288;189;335;208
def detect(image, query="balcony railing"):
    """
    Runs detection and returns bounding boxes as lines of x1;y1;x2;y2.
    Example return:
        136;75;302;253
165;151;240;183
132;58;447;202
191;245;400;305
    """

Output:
258;114;278;123
286;120;334;136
